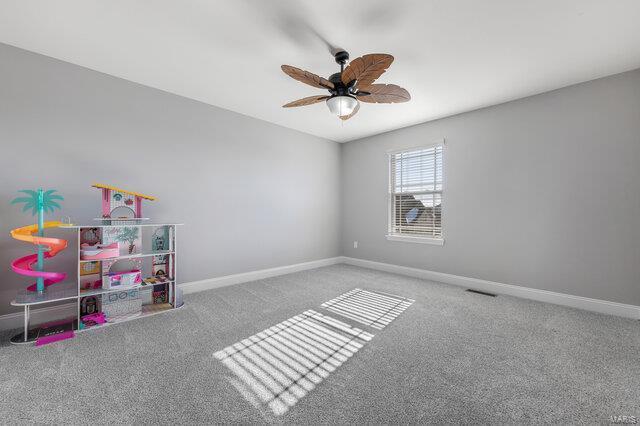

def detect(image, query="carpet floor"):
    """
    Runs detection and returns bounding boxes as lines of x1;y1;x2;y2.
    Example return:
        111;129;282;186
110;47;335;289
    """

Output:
0;264;638;424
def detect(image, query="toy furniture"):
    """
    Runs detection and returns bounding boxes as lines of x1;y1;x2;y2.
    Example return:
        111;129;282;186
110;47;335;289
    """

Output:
102;289;142;319
103;269;142;289
35;318;75;346
80;242;120;260
8;185;183;345
79;312;106;329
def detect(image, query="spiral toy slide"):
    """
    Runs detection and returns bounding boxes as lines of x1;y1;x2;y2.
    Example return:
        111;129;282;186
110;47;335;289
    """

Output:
11;221;68;291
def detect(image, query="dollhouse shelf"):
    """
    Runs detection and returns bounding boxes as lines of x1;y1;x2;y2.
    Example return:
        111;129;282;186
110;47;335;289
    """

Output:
10;222;183;345
61;222;184;228
79;250;174;263
12;282;79;306
93;217;150;221
78;303;174;331
79;279;175;297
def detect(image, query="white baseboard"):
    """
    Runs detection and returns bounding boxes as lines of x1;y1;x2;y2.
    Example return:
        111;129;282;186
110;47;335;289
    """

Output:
179;257;343;295
340;256;640;320
3;254;636;331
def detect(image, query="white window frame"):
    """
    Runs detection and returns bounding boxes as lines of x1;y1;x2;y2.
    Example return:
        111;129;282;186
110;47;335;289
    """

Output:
386;139;445;246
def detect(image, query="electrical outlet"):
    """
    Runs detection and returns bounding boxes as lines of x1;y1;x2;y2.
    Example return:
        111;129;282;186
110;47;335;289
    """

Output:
353;241;358;248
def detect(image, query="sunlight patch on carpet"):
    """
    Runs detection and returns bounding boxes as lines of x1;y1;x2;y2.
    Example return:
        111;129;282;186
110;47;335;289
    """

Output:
321;288;414;329
214;309;374;416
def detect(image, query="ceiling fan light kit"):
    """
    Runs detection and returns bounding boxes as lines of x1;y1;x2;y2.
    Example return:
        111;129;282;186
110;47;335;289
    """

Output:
281;50;410;121
326;95;358;116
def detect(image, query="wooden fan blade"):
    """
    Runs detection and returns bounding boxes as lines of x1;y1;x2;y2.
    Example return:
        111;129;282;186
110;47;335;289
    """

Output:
283;95;329;108
281;65;334;89
341;54;394;88
339;102;360;120
356;84;410;103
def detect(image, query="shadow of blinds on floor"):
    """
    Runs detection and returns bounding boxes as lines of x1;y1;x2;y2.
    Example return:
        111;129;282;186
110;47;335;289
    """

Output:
321;288;414;329
214;309;374;416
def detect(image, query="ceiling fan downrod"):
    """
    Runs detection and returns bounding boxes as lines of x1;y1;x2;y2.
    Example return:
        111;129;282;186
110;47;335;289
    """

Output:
328;51;356;97
334;50;349;73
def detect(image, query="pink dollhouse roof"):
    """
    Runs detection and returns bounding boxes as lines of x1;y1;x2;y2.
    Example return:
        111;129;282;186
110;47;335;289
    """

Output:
92;184;156;201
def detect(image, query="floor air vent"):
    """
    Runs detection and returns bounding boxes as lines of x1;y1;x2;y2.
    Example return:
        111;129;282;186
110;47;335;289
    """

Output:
466;289;497;297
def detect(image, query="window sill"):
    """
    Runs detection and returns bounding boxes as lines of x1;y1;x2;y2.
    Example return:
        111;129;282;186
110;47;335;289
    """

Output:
386;234;445;245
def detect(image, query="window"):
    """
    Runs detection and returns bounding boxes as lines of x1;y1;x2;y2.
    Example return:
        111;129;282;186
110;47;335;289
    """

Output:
388;142;444;244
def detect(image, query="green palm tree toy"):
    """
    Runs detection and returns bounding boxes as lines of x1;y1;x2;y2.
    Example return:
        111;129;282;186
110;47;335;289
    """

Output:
11;189;64;293
117;227;140;254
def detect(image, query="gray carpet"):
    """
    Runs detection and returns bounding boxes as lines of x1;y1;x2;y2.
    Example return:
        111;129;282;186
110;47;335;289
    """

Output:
0;264;638;424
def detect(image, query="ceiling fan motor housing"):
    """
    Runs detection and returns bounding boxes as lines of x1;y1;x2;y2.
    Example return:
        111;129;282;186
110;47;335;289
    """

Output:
328;72;356;97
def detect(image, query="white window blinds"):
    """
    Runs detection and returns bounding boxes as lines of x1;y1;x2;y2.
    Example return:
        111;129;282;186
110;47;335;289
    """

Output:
389;144;443;238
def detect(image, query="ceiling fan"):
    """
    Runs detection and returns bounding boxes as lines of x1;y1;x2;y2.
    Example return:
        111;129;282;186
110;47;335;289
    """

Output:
281;50;410;120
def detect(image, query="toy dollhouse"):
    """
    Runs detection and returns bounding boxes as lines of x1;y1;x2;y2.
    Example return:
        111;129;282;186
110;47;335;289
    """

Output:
9;184;183;345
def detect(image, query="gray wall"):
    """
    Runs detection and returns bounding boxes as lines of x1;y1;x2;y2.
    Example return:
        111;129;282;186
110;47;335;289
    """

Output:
2;42;638;318
342;69;640;305
0;44;341;316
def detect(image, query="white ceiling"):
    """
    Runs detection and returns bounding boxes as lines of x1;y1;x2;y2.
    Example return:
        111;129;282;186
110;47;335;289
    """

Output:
1;1;640;142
